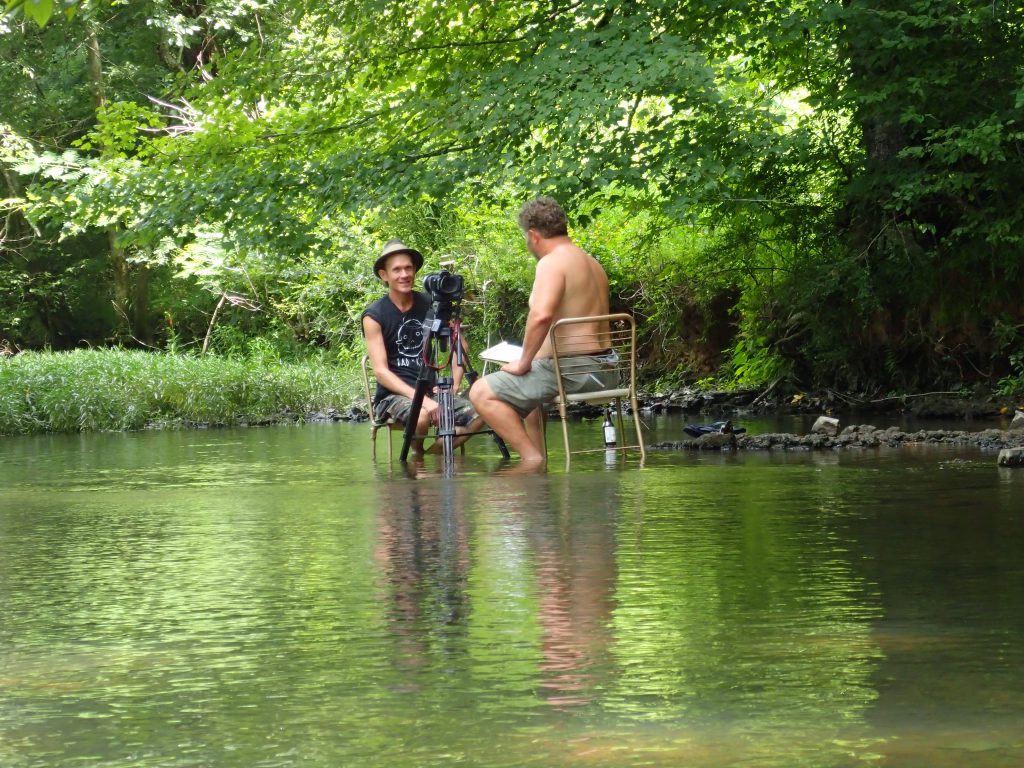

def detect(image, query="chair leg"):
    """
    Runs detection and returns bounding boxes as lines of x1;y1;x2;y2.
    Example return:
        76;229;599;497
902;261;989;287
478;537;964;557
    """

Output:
559;404;572;465
630;394;646;460
371;426;378;460
540;411;548;458
615;397;626;450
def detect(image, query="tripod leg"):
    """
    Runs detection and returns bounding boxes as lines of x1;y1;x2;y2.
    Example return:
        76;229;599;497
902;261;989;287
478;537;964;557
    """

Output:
400;308;446;462
435;377;456;461
399;374;433;462
452;325;510;459
462;370;510;460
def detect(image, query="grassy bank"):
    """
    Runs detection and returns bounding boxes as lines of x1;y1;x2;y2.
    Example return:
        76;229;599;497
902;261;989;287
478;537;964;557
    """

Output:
0;349;362;435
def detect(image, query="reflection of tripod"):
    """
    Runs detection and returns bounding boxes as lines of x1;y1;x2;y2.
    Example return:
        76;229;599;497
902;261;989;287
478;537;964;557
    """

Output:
399;300;509;463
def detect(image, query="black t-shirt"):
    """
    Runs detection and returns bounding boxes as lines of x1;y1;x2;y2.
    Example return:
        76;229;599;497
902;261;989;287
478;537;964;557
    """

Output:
361;291;431;403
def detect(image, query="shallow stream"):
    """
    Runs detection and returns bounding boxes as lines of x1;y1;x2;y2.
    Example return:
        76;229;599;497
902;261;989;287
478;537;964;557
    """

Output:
1;417;1022;767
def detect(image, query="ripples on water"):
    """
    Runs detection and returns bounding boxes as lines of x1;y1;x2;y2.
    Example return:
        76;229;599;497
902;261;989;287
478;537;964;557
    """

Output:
1;422;1023;767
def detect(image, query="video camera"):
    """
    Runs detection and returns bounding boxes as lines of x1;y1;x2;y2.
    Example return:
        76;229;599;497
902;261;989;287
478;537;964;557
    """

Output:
422;269;465;304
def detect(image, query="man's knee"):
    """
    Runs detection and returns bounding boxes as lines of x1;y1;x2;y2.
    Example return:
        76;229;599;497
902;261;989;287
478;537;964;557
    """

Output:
469;377;491;408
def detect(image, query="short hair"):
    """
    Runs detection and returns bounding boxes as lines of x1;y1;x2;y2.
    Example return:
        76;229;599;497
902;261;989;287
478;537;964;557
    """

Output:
518;196;568;238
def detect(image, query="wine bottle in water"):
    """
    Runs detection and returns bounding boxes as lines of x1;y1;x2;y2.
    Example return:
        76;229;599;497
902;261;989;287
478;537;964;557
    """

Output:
603;406;617;447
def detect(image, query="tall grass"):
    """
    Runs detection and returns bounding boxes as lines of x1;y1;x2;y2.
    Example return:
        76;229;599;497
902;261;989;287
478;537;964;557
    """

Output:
0;349;363;435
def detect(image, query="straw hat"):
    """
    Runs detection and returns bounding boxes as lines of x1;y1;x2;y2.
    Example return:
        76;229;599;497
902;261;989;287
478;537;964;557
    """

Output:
374;239;424;279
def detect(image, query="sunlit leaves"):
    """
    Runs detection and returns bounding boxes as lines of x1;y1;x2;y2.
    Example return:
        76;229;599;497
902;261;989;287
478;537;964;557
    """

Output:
3;0;79;28
3;0;1021;387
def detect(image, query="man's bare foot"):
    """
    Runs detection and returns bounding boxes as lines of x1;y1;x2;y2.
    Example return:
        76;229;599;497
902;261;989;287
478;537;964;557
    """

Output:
495;457;547;475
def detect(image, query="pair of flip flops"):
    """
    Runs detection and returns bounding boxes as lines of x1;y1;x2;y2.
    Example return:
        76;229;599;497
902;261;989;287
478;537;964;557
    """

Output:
683;420;747;438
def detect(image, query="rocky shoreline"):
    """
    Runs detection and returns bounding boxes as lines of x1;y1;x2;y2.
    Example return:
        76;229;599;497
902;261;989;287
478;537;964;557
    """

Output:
640;385;1020;421
649;423;1024;453
314;386;1024;464
331;386;1021;424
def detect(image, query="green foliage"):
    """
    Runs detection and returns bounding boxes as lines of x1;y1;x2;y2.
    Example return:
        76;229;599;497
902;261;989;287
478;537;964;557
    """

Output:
800;0;1024;388
3;0;79;28
2;0;1023;397
0;348;361;434
75;101;164;157
722;335;787;390
996;353;1024;397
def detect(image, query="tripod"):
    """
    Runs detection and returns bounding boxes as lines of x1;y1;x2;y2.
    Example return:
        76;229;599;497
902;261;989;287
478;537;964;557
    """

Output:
399;300;509;463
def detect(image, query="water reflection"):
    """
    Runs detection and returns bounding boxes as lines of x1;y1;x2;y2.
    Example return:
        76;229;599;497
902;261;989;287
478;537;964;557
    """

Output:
480;474;616;709
373;479;473;676
531;477;616;707
370;470;619;710
1;424;1023;767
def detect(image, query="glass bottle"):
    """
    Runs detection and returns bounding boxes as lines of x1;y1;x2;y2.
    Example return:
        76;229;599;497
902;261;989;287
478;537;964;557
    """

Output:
603;406;617;447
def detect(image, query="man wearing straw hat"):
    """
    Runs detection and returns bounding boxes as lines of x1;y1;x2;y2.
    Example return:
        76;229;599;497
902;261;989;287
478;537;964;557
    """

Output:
361;239;477;452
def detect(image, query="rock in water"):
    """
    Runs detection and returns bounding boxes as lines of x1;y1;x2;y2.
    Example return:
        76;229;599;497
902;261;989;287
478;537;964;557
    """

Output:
997;447;1024;467
811;416;840;436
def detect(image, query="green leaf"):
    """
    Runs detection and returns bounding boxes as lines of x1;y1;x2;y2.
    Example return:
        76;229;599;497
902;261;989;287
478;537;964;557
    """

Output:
22;0;54;27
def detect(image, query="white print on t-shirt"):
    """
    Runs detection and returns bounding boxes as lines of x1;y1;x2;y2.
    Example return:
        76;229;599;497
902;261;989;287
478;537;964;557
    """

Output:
395;318;424;362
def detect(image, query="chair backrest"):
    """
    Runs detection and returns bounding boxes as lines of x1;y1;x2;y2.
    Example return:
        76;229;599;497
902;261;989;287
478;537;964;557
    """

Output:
548;313;637;403
361;354;398;460
547;313;645;464
360;354;385;425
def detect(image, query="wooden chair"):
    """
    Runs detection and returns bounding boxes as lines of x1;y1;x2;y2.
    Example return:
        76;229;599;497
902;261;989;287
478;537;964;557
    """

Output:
548;313;646;465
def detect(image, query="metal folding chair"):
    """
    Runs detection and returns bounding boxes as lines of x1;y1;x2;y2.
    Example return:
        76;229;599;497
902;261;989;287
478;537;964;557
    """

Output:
361;354;402;460
361;354;498;460
548;313;646;466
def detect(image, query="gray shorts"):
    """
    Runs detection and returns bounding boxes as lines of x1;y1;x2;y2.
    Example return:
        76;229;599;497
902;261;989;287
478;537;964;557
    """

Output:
483;353;620;418
374;393;477;427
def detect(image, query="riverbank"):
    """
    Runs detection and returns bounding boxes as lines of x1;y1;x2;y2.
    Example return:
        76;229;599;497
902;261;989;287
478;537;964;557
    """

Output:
0;349;359;435
640;384;1022;421
650;423;1024;453
3;348;1020;438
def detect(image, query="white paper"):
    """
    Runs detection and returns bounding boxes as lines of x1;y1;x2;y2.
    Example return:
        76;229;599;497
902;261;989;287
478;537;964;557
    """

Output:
479;341;522;364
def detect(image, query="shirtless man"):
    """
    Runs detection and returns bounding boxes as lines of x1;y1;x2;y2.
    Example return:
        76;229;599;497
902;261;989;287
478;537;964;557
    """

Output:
470;196;614;462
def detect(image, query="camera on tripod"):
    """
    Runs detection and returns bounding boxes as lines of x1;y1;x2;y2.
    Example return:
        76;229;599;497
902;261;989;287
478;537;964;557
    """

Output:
422;269;465;304
398;261;510;463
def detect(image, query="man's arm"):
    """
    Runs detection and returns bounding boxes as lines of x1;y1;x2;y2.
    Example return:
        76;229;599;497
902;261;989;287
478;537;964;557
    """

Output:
363;315;439;418
501;257;564;376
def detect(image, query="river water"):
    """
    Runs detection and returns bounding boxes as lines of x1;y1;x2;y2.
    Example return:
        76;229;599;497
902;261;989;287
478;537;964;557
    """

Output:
1;418;1022;767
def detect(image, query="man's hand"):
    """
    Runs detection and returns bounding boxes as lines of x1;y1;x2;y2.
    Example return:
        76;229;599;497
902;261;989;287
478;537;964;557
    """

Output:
501;358;533;377
422;396;441;424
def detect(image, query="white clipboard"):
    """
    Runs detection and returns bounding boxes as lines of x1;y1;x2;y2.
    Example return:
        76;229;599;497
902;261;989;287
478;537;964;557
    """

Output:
479;341;523;364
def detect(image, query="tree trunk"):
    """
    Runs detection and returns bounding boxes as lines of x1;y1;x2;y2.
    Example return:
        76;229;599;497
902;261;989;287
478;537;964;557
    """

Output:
86;22;150;344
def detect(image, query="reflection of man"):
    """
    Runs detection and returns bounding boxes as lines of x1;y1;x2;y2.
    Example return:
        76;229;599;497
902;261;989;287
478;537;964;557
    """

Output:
530;478;616;708
470;196;615;462
361;239;476;450
372;481;471;673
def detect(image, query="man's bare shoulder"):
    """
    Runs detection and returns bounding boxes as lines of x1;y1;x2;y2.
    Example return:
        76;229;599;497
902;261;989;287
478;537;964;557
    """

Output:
541;243;592;270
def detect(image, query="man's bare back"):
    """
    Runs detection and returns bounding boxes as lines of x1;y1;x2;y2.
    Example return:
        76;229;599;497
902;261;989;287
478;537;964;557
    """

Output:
533;242;610;359
469;195;615;462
